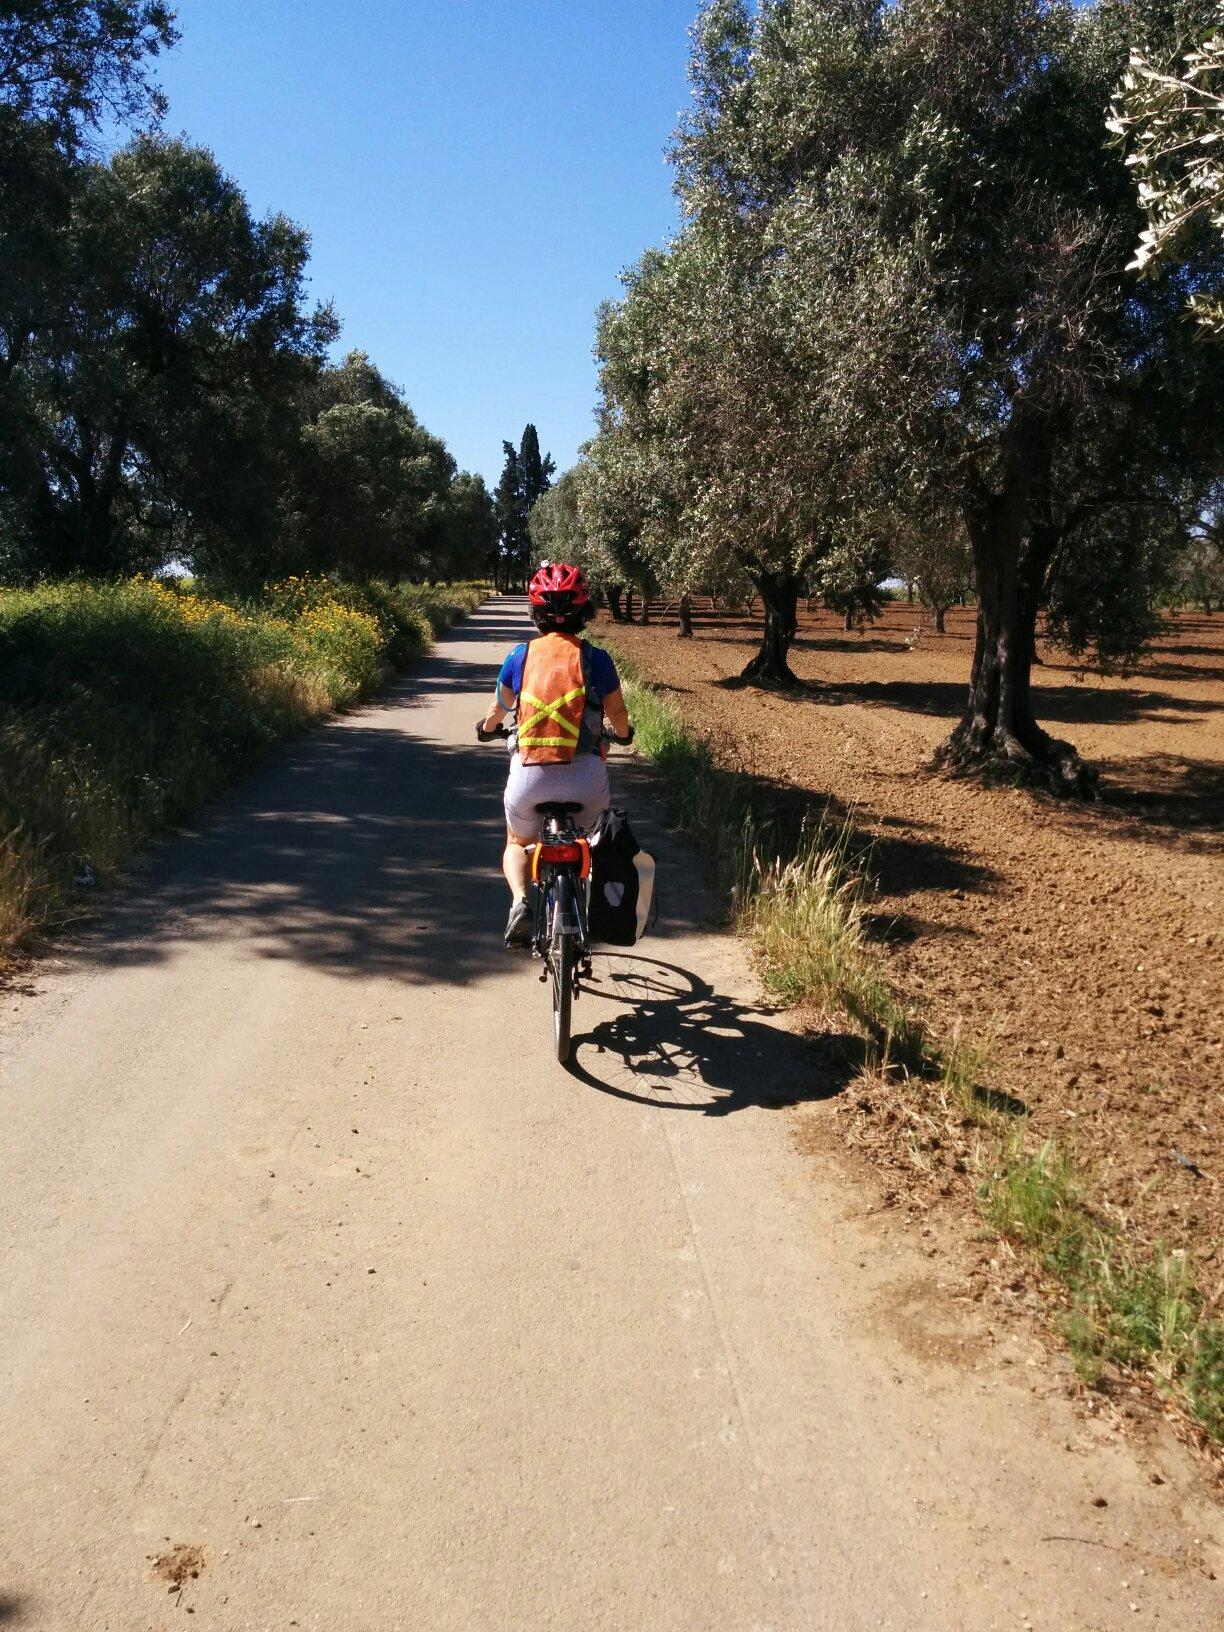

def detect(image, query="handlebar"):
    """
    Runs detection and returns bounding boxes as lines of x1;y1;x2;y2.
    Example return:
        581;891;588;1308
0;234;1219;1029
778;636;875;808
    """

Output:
475;720;634;746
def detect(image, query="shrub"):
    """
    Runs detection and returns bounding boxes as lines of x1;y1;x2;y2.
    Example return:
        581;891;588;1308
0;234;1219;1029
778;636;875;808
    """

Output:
0;575;486;953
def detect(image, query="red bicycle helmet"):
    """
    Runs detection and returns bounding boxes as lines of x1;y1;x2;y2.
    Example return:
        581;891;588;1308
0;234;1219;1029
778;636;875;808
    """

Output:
528;561;591;607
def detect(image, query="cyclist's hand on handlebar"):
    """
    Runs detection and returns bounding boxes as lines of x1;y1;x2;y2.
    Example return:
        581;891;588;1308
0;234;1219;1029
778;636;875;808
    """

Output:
475;718;507;743
613;724;635;747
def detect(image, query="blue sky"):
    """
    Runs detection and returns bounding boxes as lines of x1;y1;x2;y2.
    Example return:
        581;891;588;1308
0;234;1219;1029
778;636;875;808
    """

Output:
153;1;695;487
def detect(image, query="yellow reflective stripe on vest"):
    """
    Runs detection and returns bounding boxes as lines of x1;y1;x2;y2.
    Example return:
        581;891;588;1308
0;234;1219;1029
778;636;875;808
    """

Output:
518;685;586;744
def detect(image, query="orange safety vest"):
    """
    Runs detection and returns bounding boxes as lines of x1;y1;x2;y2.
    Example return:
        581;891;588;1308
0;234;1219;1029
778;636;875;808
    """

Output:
516;634;595;765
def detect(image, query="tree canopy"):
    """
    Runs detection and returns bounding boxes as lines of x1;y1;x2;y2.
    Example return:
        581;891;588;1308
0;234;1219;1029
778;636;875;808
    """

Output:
0;2;176;141
0;4;491;588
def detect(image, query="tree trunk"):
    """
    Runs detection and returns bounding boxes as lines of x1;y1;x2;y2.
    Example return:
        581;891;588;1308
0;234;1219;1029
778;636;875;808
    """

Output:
607;585;626;622
639;596;651;625
933;494;1094;796
933;604;947;635
843;608;854;632
624;589;635;622
678;592;694;638
740;570;801;685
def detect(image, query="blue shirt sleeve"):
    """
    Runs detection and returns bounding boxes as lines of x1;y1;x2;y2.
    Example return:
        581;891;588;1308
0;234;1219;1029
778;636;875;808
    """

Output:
497;644;527;696
587;644;621;702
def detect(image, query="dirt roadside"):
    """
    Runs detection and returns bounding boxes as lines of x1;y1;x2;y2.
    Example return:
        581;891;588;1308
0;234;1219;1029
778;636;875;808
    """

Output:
601;602;1223;1258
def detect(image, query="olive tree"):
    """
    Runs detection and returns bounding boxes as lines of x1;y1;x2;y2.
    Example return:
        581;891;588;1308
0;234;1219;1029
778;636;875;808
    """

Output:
891;516;974;635
590;180;938;680
667;0;1223;786
814;537;892;633
528;464;584;564
1110;4;1224;336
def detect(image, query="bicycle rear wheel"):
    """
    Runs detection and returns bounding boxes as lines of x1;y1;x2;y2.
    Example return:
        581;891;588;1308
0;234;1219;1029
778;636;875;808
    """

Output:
551;930;575;1063
550;876;576;1064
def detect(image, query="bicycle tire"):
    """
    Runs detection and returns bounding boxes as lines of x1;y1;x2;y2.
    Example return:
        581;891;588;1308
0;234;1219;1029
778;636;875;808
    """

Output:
550;879;576;1064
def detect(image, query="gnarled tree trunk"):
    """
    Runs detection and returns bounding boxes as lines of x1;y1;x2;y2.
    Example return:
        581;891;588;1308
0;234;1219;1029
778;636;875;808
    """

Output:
606;585;626;622
933;480;1093;796
678;592;694;637
741;570;801;685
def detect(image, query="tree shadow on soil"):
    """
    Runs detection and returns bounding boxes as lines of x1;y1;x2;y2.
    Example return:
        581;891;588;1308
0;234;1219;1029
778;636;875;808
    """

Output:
710;672;820;694
1094;754;1224;849
861;911;972;946
564;951;865;1115
792;636;906;656
790;677;1217;727
702;676;1221;845
638;748;997;901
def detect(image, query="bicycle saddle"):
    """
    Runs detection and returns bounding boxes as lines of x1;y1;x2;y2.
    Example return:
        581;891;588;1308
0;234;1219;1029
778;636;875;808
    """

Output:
534;800;584;817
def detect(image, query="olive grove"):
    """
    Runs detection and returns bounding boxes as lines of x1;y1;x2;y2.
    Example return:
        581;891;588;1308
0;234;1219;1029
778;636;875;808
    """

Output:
581;0;1224;790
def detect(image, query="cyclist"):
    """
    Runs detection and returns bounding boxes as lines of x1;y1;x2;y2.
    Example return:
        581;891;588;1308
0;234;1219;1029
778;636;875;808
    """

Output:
477;562;632;948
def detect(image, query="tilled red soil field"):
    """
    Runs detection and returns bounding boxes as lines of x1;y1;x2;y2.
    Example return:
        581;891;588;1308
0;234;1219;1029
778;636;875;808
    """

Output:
604;600;1223;1252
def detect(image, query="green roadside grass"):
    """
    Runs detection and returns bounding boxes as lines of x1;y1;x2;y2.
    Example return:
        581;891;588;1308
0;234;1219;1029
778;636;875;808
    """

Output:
0;574;486;952
616;656;924;1060
981;1138;1224;1441
608;639;1224;1448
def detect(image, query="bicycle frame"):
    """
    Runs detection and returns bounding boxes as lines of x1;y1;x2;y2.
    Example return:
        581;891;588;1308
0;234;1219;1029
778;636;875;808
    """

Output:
530;812;593;1063
530;814;591;966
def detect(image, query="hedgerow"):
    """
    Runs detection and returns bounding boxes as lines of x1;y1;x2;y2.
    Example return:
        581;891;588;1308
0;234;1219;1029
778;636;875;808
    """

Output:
0;575;486;950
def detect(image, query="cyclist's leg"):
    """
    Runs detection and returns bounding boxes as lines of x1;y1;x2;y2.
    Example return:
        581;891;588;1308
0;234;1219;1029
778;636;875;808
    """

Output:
502;825;533;901
501;825;537;948
503;761;543;901
502;762;543;945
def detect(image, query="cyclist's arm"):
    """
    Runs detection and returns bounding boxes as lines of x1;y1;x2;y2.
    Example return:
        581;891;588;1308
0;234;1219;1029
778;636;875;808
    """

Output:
603;686;631;739
480;683;516;734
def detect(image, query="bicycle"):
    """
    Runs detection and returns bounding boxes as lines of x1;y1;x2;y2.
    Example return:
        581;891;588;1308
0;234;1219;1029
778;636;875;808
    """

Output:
477;721;633;1063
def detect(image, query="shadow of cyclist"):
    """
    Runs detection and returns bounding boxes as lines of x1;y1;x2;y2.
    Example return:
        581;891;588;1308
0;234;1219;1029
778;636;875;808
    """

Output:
564;952;861;1115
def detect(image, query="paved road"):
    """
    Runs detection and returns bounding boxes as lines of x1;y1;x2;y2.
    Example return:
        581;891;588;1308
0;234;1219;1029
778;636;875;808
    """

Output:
1;600;1220;1630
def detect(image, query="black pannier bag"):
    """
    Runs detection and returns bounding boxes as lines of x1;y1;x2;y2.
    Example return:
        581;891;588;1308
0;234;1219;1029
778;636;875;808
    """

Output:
587;807;656;946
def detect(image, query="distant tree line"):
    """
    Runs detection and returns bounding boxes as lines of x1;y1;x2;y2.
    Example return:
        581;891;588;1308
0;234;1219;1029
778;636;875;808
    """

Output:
532;0;1224;794
0;3;495;587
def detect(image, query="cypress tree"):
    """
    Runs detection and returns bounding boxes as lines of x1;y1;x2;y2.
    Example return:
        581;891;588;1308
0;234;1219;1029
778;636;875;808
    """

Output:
493;441;524;591
518;423;555;514
493;425;555;589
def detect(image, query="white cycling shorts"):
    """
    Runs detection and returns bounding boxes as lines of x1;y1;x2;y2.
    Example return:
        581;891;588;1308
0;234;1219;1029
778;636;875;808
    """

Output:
504;752;610;841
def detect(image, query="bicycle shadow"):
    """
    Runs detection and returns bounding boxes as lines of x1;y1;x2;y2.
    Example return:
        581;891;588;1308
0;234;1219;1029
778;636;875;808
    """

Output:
565;952;860;1115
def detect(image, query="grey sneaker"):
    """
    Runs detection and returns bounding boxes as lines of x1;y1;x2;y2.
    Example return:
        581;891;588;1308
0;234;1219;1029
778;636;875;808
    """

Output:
504;897;533;950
